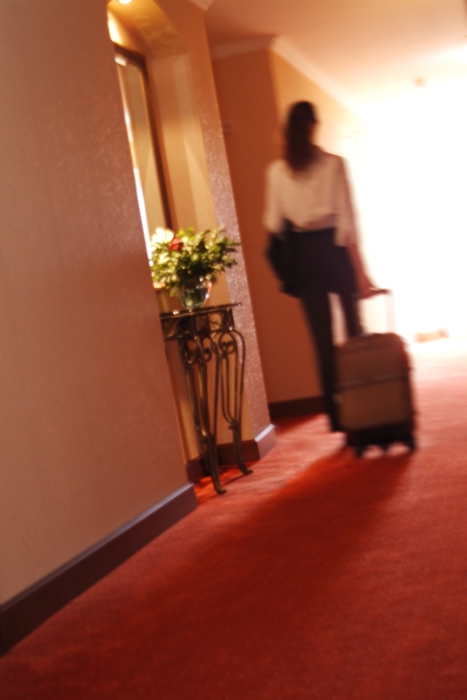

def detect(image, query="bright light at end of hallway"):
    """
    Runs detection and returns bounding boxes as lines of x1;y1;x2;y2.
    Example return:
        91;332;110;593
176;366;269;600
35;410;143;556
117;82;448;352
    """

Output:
457;36;467;64
437;36;467;65
358;81;467;341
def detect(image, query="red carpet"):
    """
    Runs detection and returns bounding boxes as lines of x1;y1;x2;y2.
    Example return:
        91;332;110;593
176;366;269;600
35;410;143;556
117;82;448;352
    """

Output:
1;338;467;699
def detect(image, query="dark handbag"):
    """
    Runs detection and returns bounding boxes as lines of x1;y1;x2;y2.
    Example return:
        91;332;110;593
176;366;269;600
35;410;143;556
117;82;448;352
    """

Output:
265;221;301;298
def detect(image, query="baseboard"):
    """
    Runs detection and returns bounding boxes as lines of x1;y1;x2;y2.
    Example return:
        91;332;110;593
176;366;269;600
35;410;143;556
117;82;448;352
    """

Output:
0;484;197;656
185;424;277;483
185;457;206;483
253;423;277;459
268;396;325;419
217;439;260;465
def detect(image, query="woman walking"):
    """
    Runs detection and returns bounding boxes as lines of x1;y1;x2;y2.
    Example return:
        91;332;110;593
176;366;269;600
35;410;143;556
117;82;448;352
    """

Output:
263;101;374;431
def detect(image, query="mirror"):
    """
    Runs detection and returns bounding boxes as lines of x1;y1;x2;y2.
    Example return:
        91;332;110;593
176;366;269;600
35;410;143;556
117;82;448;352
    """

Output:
114;44;172;253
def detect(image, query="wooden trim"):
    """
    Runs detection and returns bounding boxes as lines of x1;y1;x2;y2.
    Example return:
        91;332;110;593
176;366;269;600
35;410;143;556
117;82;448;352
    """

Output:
268;396;325;420
0;484;197;656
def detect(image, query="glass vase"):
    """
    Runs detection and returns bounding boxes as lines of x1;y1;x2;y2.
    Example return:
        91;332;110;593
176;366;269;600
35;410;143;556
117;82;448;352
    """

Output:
177;278;211;311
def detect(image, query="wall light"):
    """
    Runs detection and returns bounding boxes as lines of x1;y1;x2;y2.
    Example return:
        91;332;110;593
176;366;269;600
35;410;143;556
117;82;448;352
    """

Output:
107;13;121;43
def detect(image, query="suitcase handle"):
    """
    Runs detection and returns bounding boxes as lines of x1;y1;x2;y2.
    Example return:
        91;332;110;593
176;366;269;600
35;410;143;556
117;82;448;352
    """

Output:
360;288;395;333
366;287;390;297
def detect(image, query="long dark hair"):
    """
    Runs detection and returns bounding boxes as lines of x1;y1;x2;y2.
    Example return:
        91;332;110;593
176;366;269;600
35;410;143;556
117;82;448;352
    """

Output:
284;101;318;172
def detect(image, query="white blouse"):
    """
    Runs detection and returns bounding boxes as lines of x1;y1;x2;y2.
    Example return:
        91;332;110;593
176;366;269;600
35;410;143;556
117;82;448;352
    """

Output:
263;149;358;247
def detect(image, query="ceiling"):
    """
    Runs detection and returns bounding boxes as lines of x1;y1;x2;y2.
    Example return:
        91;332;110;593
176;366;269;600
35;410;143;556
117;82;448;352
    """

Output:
203;0;467;115
109;0;187;57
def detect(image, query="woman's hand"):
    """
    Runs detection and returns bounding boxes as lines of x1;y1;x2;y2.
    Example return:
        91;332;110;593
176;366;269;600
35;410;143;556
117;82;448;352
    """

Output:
347;243;377;299
357;273;379;299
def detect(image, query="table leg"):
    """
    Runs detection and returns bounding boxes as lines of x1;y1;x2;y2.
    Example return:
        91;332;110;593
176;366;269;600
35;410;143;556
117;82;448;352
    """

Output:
181;334;226;495
216;328;252;476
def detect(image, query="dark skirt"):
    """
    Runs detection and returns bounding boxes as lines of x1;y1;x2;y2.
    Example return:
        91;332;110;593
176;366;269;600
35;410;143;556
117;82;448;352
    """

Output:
290;227;357;295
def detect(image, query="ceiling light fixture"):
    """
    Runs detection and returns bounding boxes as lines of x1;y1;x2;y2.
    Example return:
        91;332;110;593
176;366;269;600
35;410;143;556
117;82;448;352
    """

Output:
118;0;133;5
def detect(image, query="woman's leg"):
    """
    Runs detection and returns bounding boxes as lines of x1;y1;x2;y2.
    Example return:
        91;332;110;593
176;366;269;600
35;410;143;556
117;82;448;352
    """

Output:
330;246;361;338
293;230;342;431
339;291;362;338
300;285;340;431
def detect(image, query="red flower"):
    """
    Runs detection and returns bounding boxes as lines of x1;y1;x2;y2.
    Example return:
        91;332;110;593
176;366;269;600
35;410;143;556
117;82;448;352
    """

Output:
169;238;184;251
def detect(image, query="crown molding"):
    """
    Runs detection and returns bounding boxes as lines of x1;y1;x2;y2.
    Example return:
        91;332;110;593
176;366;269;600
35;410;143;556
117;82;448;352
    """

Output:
210;33;357;112
209;33;357;114
187;0;215;11
271;37;359;114
211;35;275;60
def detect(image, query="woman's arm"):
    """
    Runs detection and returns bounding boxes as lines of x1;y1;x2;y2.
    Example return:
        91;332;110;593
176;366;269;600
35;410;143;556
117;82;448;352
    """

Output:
347;241;377;298
334;156;376;297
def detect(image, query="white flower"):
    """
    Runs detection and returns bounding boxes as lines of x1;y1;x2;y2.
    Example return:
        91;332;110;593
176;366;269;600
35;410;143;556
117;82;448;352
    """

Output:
152;227;174;244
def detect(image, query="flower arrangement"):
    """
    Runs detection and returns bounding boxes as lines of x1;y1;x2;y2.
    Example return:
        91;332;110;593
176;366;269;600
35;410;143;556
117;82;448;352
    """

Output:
149;226;240;294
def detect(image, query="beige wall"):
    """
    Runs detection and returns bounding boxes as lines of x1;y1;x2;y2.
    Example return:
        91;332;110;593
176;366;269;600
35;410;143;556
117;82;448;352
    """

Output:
151;52;218;232
0;0;189;604
0;0;275;605
212;47;364;404
110;1;272;453
270;52;362;154
156;0;271;440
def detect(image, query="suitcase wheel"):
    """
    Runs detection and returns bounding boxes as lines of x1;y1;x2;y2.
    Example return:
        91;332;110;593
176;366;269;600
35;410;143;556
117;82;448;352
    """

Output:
350;434;416;457
405;435;417;452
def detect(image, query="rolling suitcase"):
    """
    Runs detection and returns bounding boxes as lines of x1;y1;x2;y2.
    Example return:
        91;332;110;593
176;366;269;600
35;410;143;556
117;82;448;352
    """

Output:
336;292;416;457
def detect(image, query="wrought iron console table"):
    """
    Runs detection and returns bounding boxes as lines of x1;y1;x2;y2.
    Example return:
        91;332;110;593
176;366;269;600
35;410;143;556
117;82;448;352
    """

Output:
159;303;252;494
